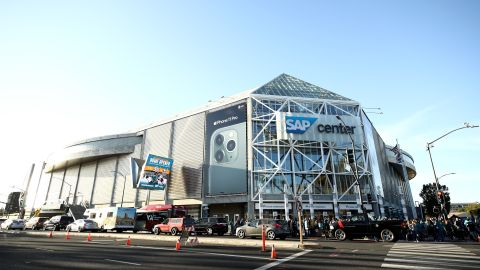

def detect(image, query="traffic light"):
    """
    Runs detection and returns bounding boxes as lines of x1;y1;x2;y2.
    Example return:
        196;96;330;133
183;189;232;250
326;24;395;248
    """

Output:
346;149;355;164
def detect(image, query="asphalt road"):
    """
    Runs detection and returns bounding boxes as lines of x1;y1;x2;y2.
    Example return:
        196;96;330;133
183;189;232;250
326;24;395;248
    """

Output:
1;231;479;270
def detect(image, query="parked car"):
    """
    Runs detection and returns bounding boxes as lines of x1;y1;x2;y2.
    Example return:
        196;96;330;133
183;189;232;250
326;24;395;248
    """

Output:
0;218;7;226
24;217;48;230
333;214;405;242
43;215;74;231
236;219;289;240
153;217;194;235
66;219;99;232
1;219;25;230
194;217;228;236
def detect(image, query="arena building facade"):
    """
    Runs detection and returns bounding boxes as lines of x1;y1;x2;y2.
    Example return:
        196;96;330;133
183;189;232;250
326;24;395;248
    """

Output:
23;74;417;221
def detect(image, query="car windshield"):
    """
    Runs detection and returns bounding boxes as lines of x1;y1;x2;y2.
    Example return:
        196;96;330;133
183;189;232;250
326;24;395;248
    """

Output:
83;220;94;224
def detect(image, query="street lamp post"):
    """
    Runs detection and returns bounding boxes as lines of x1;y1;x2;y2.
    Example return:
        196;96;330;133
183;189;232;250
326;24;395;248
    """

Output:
111;171;127;207
336;115;364;212
426;122;478;219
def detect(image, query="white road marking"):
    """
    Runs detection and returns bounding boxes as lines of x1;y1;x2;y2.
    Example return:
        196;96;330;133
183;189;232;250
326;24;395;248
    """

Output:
352;249;359;253
382;242;479;269
35;248;53;252
104;259;141;266
382;263;445;270
384;257;480;269
387;250;479;260
254;249;312;270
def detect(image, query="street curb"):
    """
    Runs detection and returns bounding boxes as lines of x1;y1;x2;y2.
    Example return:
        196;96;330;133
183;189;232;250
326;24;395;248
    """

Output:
14;230;323;249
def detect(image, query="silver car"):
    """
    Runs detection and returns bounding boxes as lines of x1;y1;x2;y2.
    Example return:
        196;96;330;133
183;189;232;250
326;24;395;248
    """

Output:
236;219;290;240
66;219;99;232
1;219;25;230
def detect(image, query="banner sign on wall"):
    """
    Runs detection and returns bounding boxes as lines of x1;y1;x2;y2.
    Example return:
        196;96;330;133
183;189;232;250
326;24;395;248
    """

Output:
204;102;247;195
137;154;173;190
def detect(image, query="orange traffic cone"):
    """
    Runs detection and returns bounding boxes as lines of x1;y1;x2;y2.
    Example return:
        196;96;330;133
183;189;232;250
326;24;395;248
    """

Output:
48;231;53;238
126;236;131;246
270;245;277;259
87;233;92;241
66;231;71;240
175;239;181;251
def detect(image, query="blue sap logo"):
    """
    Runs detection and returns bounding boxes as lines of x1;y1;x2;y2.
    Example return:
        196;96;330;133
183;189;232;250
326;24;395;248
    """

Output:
285;116;318;134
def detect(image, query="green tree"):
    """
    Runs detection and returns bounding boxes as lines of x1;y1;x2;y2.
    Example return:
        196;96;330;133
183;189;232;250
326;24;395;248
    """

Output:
419;183;451;217
464;203;480;215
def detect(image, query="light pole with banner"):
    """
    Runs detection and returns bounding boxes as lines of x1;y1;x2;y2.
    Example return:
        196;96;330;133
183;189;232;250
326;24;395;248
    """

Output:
426;122;478;219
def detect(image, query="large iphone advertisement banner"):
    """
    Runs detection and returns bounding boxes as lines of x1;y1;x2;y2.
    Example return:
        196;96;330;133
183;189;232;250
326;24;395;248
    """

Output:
205;102;247;195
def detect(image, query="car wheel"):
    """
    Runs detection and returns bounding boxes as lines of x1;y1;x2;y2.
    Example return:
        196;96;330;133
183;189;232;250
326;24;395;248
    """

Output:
218;232;224;236
153;227;160;235
267;230;276;240
335;229;347;241
237;229;246;239
171;227;178;236
206;227;213;235
380;229;395;242
78;227;84;232
133;230;138;234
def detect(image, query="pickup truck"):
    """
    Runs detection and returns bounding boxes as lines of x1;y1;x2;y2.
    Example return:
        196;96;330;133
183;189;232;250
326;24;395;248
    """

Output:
334;214;406;242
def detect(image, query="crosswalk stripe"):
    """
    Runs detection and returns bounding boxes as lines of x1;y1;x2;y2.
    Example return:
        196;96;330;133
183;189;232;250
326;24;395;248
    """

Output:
384;257;480;269
382;263;446;269
382;242;479;269
387;250;479;260
387;254;480;264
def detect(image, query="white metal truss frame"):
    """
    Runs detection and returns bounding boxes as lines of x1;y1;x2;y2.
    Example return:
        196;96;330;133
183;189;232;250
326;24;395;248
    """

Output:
250;95;374;204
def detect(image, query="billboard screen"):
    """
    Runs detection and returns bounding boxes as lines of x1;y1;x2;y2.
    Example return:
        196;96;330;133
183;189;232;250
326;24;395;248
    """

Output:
137;154;173;190
205;102;247;195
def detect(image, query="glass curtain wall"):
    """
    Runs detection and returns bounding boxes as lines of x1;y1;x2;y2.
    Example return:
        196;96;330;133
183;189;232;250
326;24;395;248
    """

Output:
251;96;374;218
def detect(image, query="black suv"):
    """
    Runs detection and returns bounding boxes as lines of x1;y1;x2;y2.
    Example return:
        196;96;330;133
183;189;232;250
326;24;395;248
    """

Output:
43;215;74;231
194;217;228;236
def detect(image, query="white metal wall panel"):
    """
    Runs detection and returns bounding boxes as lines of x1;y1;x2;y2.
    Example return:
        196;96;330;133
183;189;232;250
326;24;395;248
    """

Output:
62;165;79;203
75;161;96;205
91;157;117;205
113;156;136;204
143;123;172;201
46;170;65;202
169;113;205;200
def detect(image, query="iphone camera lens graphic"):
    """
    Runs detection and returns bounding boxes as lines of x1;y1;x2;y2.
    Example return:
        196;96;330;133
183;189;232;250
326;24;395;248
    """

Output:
226;140;236;151
215;149;224;162
215;134;224;145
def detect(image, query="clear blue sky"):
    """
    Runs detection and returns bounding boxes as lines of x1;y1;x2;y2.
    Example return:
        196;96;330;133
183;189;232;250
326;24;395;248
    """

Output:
0;1;479;204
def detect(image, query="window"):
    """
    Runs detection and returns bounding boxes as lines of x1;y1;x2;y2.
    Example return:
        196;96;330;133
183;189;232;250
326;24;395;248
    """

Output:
107;212;113;218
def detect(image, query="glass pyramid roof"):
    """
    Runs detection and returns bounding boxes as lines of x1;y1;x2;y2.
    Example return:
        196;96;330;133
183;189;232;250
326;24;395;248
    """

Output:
252;73;351;101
